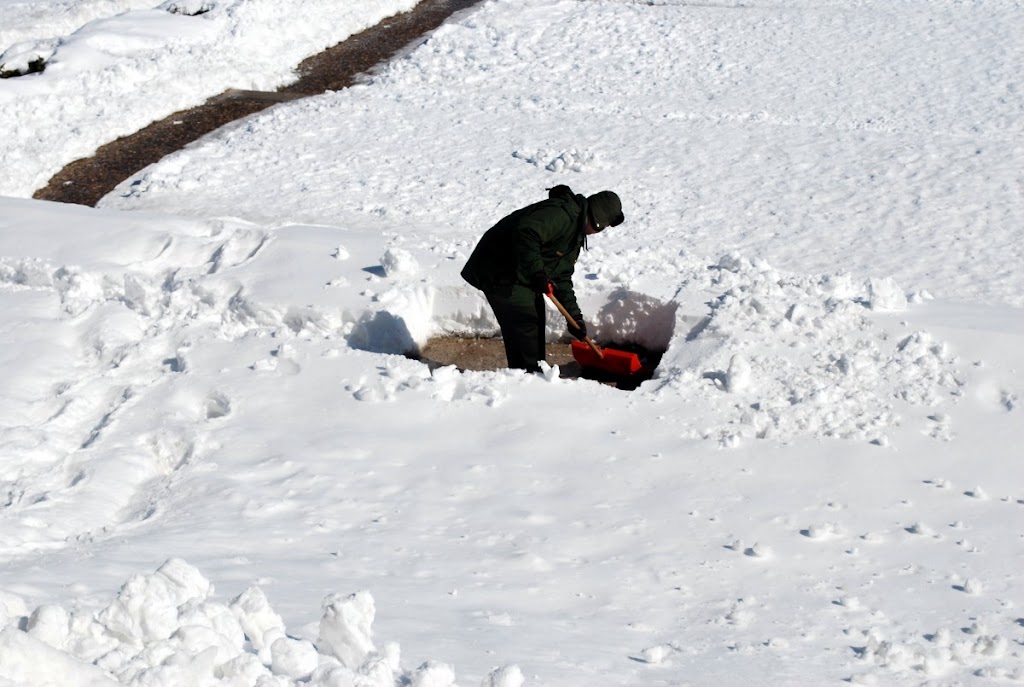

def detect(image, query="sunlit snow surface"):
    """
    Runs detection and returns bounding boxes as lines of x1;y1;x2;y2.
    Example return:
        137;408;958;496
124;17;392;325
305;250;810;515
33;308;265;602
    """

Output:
1;0;1023;685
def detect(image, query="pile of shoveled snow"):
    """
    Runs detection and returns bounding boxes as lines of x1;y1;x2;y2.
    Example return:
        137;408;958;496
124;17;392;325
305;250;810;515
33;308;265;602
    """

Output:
641;252;962;447
0;559;522;687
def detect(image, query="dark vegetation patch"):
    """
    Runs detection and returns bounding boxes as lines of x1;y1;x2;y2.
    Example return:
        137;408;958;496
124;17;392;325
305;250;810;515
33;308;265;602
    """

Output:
162;2;215;16
0;56;45;78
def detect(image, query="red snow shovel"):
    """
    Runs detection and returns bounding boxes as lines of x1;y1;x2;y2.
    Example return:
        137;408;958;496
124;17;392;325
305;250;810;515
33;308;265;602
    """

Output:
546;293;645;376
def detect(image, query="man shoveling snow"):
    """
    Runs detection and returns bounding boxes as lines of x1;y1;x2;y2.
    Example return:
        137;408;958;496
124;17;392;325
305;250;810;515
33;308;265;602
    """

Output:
461;185;624;373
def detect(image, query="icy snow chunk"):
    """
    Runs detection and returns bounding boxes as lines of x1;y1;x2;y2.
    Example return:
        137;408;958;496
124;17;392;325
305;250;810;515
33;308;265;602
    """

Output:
380;247;418;277
716;252;752;273
410;660;456;687
866;277;907;312
638;643;674;664
0;627;119;687
0;591;28;629
26;604;71;650
121;643;222;685
215;653;271;684
271;636;319;679
177;600;245;651
725;354;752;393
318;591;376;669
97;558;213;642
539;360;560;382
349;642;401;686
483;664;525;687
229;586;286;656
171;624;240;667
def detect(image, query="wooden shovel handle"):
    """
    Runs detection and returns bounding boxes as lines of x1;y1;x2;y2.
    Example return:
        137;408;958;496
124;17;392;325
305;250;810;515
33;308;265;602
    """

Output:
545;293;604;359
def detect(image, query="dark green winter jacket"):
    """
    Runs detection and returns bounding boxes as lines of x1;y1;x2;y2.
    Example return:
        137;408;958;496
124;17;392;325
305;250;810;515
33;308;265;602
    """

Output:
461;186;588;322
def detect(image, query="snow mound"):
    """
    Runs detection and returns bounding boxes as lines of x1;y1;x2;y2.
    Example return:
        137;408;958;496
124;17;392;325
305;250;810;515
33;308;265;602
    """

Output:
0;559;513;687
653;253;963;446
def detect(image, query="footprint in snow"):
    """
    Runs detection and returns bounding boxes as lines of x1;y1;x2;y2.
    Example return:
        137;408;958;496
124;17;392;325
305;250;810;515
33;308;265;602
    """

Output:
800;523;844;540
904;522;941;538
743;543;771;559
725;540;771;559
250;345;301;375
952;578;984;594
632;644;675;664
1000;390;1016;411
926;413;953;440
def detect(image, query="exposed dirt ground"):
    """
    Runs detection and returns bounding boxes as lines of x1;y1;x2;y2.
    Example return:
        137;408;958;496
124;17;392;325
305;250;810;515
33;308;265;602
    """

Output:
415;337;661;390
416;337;580;373
33;0;482;206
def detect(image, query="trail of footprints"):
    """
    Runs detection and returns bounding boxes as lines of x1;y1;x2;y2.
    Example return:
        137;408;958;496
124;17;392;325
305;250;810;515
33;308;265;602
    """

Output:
714;475;1024;680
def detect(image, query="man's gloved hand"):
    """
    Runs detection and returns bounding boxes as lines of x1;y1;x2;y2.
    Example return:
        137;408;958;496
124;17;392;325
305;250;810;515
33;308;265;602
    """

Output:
530;271;553;295
567;317;588;341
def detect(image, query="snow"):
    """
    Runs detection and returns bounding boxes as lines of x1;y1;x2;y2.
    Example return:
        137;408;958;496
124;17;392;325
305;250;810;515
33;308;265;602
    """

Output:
1;0;1023;685
0;0;419;196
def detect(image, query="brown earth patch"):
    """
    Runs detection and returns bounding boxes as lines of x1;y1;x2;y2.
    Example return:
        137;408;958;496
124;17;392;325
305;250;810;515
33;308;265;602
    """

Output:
416;337;580;374
414;337;661;390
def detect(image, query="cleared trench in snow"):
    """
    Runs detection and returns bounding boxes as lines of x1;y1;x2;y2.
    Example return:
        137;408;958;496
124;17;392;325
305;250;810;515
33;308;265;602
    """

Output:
408;336;664;390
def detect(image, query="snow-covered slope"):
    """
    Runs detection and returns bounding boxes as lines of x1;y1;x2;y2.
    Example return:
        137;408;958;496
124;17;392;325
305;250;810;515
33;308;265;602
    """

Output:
101;0;1024;307
1;0;1022;685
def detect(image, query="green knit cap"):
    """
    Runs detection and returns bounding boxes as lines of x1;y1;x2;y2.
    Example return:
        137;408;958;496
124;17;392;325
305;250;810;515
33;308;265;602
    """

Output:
587;191;624;231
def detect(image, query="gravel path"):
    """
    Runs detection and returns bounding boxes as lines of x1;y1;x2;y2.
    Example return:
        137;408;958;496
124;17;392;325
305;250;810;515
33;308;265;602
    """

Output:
33;0;481;206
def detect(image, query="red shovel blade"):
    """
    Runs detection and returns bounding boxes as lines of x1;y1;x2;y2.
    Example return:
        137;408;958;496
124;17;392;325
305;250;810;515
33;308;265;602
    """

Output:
571;340;643;375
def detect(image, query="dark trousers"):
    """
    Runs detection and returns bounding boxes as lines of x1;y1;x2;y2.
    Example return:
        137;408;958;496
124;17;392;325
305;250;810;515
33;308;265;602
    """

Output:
486;287;546;373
